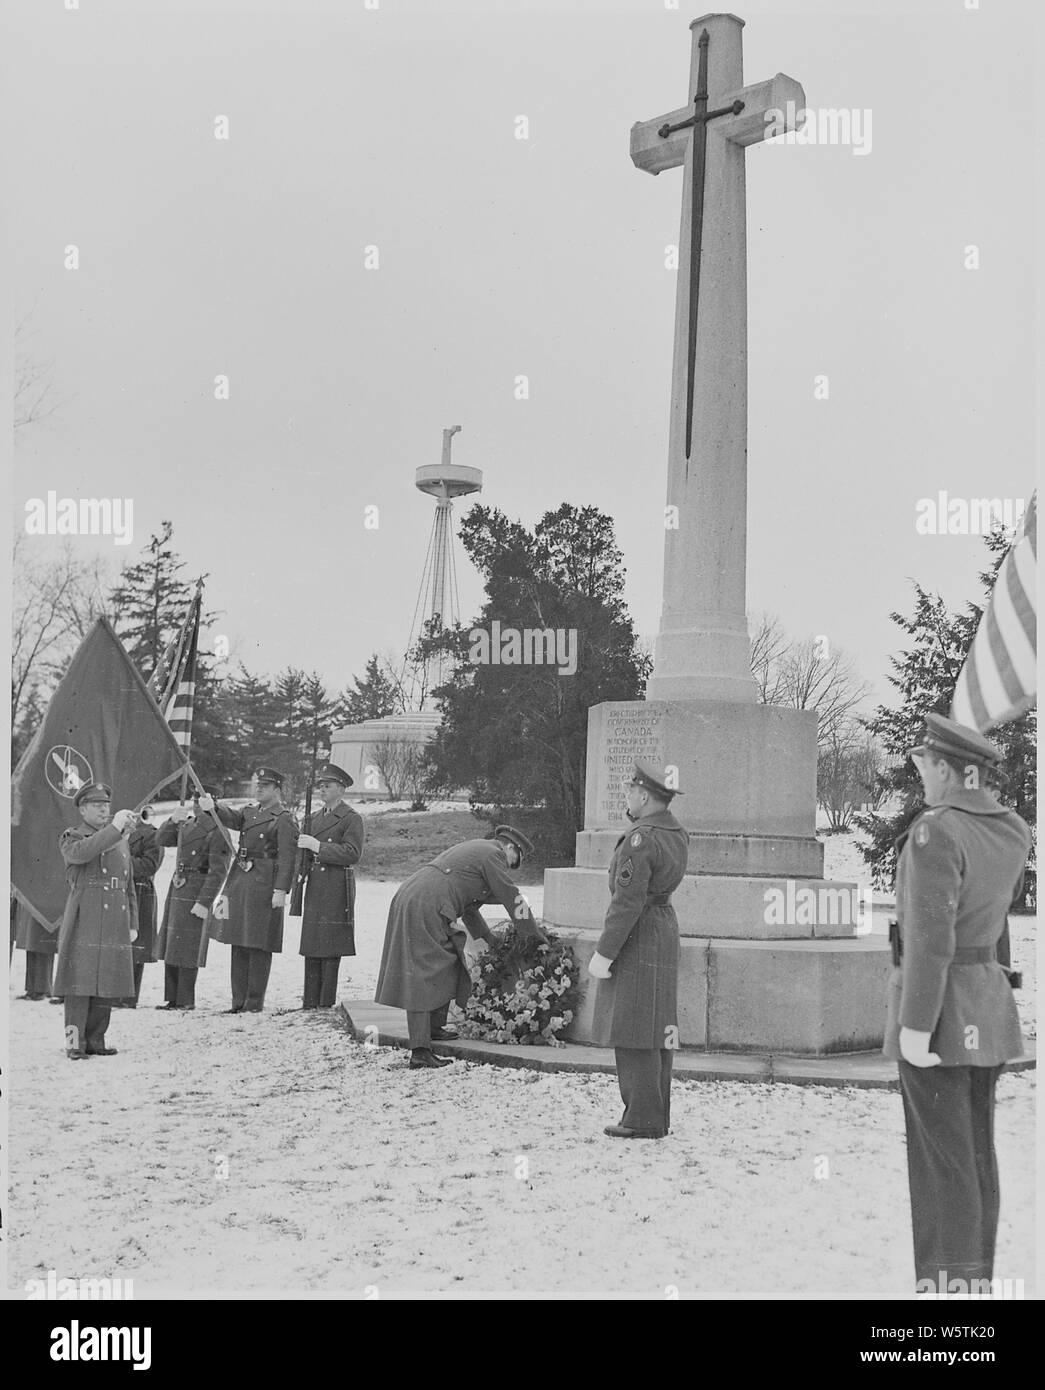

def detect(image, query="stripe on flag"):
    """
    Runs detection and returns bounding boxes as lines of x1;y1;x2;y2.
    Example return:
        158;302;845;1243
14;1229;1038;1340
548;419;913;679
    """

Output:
951;493;1037;731
148;586;202;754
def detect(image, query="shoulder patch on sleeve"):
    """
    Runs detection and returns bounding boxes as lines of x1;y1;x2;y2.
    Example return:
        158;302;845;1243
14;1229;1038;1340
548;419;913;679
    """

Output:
630;831;644;848
913;821;930;847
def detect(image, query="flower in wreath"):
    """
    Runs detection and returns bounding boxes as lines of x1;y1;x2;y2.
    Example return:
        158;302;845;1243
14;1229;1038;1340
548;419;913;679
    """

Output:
458;920;581;1046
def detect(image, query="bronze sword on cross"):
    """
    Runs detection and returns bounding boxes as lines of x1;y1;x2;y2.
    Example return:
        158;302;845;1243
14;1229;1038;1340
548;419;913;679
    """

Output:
631;18;806;465
659;29;744;461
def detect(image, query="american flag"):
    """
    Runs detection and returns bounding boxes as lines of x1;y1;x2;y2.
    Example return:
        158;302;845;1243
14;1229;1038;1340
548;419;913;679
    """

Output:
147;584;202;753
951;493;1036;732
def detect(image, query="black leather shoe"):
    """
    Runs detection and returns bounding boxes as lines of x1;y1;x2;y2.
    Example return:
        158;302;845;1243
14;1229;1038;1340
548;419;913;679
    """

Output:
155;1003;180;1010
17;992;46;1001
66;1049;89;1060
87;1046;118;1056
223;1006;244;1014
603;1124;666;1140
430;1025;459;1040
409;1048;453;1069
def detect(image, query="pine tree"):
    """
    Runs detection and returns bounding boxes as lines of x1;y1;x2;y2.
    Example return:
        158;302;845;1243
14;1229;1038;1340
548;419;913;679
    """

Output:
109;521;196;679
335;654;401;725
855;524;1036;908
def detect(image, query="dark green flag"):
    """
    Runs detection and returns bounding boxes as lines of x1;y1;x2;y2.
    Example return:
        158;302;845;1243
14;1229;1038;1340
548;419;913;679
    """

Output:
11;618;188;929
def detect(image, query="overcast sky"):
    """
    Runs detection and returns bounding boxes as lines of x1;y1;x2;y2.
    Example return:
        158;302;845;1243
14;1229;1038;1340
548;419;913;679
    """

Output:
8;0;1036;709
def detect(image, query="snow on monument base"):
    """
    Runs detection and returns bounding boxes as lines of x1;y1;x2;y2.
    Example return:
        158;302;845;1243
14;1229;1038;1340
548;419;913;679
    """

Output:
542;700;892;1055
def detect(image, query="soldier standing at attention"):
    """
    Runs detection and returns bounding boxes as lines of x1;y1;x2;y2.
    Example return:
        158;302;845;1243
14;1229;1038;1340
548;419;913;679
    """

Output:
54;782;139;1059
115;805;163;1008
376;825;548;1068
13;896;57;1001
295;764;365;1010
883;712;1031;1296
155;788;231;1010
588;761;689;1140
198;769;297;1013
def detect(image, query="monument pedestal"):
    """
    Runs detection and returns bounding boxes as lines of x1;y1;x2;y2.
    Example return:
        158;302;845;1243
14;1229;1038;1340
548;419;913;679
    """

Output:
543;700;892;1056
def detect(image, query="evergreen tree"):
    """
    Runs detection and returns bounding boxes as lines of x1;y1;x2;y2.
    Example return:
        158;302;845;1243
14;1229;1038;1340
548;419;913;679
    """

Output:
855;524;1036;908
185;654;239;791
424;502;651;861
335;654;401;724
109;521;196;679
224;665;283;775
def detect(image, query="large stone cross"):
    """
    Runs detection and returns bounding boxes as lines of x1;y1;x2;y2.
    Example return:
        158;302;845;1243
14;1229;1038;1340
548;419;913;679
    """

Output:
631;13;804;703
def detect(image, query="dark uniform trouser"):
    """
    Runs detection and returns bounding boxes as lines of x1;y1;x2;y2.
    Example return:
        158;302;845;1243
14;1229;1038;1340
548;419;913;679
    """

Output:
119;961;146;1007
231;945;273;1010
64;996;112;1054
303;958;340;1008
899;1061;1003;1287
615;1048;673;1134
25;951;54;997
164;963;198;1007
406;1001;451;1048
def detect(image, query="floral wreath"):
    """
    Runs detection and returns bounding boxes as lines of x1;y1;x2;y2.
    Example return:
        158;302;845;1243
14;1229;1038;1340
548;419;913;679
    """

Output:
452;921;580;1047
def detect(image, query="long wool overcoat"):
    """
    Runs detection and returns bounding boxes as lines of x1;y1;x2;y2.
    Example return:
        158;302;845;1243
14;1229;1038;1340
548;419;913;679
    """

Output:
128;821;163;964
156;813;231;968
375;839;540;1013
882;784;1031;1067
54;821;138;999
590;809;689;1049
299;800;365;958
209;801;298;952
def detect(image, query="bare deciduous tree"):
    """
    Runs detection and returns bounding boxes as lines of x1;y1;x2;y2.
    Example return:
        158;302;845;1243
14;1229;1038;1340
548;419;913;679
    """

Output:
817;720;886;832
748;611;791;704
749;613;871;747
14;312;63;438
366;730;431;807
11;534;111;753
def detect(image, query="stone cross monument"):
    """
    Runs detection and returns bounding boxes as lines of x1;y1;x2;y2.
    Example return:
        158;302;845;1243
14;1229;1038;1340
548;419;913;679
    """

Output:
543;12;890;1055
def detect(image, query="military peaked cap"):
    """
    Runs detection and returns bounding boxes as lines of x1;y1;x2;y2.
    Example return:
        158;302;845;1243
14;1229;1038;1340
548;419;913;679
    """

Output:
909;713;1001;769
628;760;683;800
314;763;354;789
493;824;535;858
75;782;113;807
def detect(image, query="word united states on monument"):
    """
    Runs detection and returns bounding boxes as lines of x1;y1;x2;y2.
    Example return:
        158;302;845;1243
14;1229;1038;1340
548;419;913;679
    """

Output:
10;619;189;929
951;492;1037;732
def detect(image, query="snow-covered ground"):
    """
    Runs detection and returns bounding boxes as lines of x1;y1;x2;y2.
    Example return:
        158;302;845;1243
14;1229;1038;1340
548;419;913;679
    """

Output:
7;829;1036;1297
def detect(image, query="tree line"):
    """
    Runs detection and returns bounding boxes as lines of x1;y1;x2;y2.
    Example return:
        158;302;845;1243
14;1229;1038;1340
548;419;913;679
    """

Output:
10;508;1034;904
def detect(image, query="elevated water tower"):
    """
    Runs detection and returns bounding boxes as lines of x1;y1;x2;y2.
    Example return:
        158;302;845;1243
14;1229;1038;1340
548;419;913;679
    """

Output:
403;426;483;709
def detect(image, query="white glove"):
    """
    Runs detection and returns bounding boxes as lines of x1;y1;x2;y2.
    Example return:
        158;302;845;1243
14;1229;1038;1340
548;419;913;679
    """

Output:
112;809;136;833
170;805;194;823
272;890;287;909
588;951;613;980
130;928;138;943
297;834;320;852
899;1027;941;1068
197;795;216;812
189;903;209;920
212;896;229;920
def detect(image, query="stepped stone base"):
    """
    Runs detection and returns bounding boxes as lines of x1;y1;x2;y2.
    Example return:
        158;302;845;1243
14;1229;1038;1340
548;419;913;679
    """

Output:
547;927;892;1056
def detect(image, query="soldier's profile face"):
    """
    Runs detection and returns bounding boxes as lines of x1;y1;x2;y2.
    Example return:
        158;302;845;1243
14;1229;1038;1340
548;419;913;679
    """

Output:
503;841;521;870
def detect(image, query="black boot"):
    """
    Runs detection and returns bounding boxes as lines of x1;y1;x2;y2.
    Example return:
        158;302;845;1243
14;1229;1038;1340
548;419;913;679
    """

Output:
409;1048;453;1069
